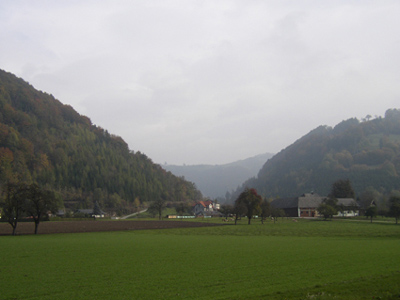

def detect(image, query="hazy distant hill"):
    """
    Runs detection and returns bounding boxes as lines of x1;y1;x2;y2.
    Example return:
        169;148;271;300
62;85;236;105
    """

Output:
0;69;202;214
231;109;400;202
163;153;274;199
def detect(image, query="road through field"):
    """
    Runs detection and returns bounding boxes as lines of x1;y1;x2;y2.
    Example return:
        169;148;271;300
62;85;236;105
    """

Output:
121;208;148;219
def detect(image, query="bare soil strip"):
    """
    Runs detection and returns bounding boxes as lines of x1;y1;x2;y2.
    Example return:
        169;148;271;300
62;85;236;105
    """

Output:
0;220;224;236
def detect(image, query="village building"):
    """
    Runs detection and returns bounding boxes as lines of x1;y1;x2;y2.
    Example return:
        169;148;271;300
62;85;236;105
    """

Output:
271;193;359;218
75;201;106;218
192;200;220;216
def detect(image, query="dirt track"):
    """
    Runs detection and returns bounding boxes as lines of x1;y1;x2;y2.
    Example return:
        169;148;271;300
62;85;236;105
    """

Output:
0;220;224;236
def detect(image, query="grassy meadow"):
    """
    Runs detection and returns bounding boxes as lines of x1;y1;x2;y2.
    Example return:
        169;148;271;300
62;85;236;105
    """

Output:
1;218;400;299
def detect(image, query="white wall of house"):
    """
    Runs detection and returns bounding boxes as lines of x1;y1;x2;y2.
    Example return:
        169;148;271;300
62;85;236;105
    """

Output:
336;210;359;217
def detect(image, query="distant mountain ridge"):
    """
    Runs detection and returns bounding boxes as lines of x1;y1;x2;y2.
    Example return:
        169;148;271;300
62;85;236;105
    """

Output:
231;109;400;202
163;153;274;199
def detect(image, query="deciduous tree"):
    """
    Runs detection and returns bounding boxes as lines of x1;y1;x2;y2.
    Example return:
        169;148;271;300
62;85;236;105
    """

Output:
234;188;262;225
219;204;233;221
365;205;378;223
389;192;400;224
329;179;355;199
359;187;381;212
260;199;271;224
233;201;246;225
133;197;141;212
25;183;60;234
317;201;338;220
148;194;167;220
1;182;27;235
175;202;191;216
270;207;285;223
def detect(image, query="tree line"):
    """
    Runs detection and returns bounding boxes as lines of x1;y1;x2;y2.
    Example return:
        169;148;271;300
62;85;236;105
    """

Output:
219;188;285;225
317;179;400;223
221;179;400;225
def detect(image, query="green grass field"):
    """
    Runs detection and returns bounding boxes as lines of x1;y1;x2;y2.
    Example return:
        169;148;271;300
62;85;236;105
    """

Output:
1;219;400;299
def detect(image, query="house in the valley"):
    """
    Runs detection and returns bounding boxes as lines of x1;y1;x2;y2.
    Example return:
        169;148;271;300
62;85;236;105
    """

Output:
336;198;359;217
192;200;220;216
75;201;106;218
271;193;359;218
269;197;299;217
298;193;326;217
358;199;377;216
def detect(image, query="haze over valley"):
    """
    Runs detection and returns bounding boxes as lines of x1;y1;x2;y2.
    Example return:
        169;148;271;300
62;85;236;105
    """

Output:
1;1;399;166
163;152;274;199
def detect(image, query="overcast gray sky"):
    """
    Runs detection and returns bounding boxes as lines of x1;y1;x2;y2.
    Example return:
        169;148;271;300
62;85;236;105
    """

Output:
1;1;399;165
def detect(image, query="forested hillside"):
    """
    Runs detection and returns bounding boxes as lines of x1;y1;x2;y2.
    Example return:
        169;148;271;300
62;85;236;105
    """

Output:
233;109;400;201
0;69;202;214
163;152;274;199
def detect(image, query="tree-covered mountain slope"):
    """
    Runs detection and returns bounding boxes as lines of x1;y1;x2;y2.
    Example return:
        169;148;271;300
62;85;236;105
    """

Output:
163;152;274;199
234;109;400;200
0;69;202;214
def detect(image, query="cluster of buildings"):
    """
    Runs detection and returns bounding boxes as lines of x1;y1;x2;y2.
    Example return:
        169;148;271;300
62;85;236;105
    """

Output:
56;201;106;218
56;193;360;219
191;192;360;218
271;192;359;218
192;200;221;217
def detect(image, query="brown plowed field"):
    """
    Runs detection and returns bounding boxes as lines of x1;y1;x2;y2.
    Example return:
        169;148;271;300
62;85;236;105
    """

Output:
0;220;225;236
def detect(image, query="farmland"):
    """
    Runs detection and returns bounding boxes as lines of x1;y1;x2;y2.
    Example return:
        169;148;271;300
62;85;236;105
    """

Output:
0;218;399;299
0;219;222;235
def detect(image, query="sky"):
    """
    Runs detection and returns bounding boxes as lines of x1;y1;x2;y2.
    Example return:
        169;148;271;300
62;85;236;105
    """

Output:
1;1;400;165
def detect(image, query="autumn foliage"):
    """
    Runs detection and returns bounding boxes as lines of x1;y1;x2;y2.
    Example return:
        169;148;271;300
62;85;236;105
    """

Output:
0;69;202;215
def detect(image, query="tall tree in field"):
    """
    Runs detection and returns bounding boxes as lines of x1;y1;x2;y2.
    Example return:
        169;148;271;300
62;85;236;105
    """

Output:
389;192;400;224
219;204;233;221
25;184;60;234
317;198;338;220
271;207;285;223
235;188;262;225
1;182;27;235
365;205;378;223
148;194;167;220
233;201;246;225
359;187;381;212
175;202;191;216
260;199;271;224
329;179;355;199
